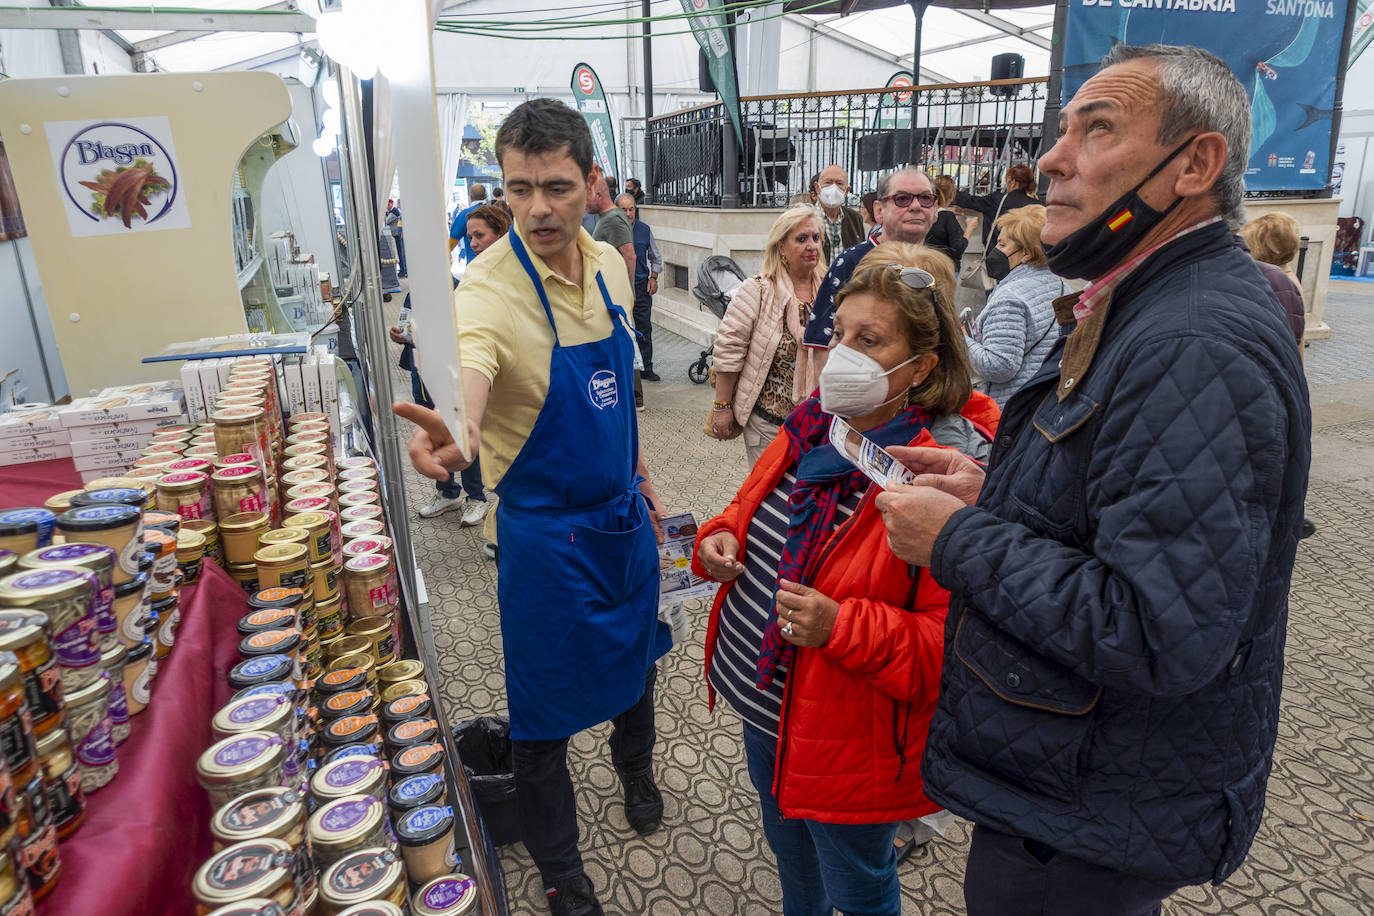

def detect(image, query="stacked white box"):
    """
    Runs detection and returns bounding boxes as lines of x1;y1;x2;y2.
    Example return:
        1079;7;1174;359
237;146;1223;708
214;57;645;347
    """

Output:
317;352;341;447
58;383;187;477
301;353;322;413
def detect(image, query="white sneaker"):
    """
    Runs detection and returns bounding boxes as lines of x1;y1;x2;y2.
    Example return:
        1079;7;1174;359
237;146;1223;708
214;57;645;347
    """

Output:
418;494;464;519
460;499;491;527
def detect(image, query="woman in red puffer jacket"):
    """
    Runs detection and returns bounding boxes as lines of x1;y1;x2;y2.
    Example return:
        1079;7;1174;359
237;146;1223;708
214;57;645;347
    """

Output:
692;244;1000;916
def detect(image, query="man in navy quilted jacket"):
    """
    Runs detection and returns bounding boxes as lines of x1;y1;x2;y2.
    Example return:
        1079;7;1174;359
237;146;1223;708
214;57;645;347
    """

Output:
876;44;1310;915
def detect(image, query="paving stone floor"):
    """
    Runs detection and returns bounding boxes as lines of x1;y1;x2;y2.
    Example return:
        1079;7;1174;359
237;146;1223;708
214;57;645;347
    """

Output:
389;283;1374;915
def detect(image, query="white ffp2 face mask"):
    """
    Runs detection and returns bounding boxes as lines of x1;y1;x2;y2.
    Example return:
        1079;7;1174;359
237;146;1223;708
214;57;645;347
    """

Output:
818;344;918;418
818;185;846;209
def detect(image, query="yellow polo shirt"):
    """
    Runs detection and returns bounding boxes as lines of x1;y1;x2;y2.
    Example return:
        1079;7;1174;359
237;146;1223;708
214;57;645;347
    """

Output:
454;225;635;522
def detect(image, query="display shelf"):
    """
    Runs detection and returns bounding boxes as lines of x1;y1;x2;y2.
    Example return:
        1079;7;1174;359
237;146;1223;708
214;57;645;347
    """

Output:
235;251;263;291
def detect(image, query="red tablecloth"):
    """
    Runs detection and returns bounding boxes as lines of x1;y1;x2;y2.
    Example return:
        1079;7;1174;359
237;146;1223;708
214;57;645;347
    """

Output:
1;459;244;916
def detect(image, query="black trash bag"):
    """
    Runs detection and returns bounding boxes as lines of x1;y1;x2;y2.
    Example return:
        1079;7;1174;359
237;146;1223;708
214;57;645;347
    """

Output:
453;715;522;846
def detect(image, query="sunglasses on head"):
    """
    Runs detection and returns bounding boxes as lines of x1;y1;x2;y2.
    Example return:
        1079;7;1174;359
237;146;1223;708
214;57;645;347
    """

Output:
879;191;937;210
885;264;937;290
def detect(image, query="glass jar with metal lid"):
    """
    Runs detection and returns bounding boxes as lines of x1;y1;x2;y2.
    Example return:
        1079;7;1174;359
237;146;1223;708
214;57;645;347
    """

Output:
339;505;384;526
65;669;116;792
254;544;310;594
337;492;380;511
143;510;182;536
210;786;315;905
281;512;335;565
316;665;367;698
81;476;147;494
177;529;206;584
342;555;395;618
329;653;377;696
0;509;56;555
282;496;332;525
311;754;388;805
388;772;447;822
36;727;84;839
339;520;386;543
53;504;143;584
197;732;288;810
100;640;130;744
308;795;393;872
325;636;370;666
0;651;39;788
142;528;179;599
392;742;445;781
412;874;478;916
237;608;298;640
192;837;300;916
287;411;330;429
239;629;304;687
381;692;431;727
156;471;213;521
212;405;269;463
377;659;423;688
396;805;458;886
0;567;100;691
307;560;339;606
214;511;267;565
204;899;289;916
18;542;117;637
380;679;429;705
184;518;221;563
13;776;60;901
280;470;329;491
281;454;329;476
0;612;62;737
214;453;257;471
334;455;375;472
122;637;154;716
213;694;297;747
229;654;296;693
315;593;343;642
335;478;376;497
43;490;83;514
258;529;309;553
113;571;150;649
345;617;395;668
319;689;374;722
69;487;149;512
250;585;312;623
317;847;406;914
226;563;260;595
320;714;380;750
213;467;266;521
337;466;377;485
164;455;212;475
152;592;180;660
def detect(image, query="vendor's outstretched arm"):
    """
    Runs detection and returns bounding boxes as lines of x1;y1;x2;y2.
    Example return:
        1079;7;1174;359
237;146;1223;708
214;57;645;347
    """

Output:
393;367;490;478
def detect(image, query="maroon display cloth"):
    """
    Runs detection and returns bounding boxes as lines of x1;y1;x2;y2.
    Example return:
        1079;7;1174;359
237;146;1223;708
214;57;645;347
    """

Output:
1;459;245;916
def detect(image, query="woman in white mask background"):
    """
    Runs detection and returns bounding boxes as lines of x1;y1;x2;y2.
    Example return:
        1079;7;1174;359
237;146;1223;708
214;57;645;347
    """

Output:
691;242;1000;916
708;205;827;465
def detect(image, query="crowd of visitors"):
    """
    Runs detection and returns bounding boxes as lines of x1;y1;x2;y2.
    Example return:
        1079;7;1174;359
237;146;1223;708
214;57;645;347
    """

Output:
392;41;1311;916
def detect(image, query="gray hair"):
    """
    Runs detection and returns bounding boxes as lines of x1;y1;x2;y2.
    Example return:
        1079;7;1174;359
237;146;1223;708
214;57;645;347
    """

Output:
615;193;636;208
470;183;487;201
1101;44;1249;222
875;167;932;200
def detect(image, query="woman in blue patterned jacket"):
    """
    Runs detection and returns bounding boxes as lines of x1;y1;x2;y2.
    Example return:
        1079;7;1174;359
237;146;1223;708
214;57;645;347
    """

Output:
964;205;1066;406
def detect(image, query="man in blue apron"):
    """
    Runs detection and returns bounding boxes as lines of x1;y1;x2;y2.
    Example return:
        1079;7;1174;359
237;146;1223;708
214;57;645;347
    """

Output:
395;99;673;916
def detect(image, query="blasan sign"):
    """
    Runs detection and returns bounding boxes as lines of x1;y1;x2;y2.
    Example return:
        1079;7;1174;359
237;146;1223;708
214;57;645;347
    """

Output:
45;116;192;237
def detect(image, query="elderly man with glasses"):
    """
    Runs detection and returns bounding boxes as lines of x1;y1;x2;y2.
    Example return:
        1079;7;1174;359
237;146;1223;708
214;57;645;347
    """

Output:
801;166;938;387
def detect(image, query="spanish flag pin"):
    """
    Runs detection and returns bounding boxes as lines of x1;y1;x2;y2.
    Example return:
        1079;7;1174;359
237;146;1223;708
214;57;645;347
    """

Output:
1107;210;1135;232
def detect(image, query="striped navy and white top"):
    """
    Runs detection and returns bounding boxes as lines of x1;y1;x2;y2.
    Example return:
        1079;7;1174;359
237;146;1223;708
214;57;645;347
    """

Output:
709;469;864;737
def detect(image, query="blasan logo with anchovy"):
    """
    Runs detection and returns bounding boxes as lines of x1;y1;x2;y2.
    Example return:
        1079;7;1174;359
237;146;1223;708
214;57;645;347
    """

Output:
52;119;183;232
62;122;176;227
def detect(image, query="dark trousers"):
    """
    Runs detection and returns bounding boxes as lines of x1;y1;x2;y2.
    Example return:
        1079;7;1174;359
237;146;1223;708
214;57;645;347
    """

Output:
632;280;654;372
409;368;484;502
394;233;407;275
512;666;658;884
964;824;1180;916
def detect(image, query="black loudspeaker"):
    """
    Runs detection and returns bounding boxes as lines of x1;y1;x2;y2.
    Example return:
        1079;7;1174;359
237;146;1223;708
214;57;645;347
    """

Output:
991;53;1024;96
699;50;715;93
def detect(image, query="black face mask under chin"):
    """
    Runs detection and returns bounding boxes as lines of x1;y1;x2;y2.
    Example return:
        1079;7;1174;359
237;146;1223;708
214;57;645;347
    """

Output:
1043;137;1196;281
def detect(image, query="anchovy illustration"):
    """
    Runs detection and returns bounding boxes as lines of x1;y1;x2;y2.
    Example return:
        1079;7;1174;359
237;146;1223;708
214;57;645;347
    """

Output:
1297;103;1333;129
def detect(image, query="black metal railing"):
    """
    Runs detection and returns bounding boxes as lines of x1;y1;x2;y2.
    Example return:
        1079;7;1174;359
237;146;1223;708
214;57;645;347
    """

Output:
647;77;1049;208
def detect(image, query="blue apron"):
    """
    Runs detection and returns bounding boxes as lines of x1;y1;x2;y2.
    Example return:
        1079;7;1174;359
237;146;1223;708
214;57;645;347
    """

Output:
495;231;671;741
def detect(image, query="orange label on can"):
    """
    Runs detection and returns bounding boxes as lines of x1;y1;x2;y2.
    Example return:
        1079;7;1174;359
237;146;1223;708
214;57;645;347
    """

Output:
392;719;437;740
329;714;377;737
255;587;303;603
321;666;364;687
388;694;430;717
325;690;371;712
246;628;298;650
396;743;443;768
244;608;294;628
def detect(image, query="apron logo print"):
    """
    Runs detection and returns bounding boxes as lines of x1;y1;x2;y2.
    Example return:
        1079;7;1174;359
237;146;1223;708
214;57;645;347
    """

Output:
587;370;619;410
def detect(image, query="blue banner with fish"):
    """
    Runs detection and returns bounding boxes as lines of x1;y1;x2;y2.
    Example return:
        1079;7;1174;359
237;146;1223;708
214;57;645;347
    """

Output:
1061;0;1352;192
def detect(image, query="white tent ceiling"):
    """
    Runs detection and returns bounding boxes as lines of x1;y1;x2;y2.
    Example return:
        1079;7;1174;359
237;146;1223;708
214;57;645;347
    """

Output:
23;0;1053;87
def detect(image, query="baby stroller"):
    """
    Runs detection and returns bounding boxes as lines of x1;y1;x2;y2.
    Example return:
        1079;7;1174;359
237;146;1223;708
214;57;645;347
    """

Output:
687;255;748;383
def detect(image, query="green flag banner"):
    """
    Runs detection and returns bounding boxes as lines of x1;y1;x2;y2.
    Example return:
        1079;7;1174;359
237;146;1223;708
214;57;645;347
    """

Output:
570;62;620;181
1352;0;1373;65
873;70;913;129
681;0;744;150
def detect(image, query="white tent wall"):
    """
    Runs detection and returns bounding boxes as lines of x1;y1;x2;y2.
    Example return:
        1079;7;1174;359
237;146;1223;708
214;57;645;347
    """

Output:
0;17;135;403
1335;48;1373;248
